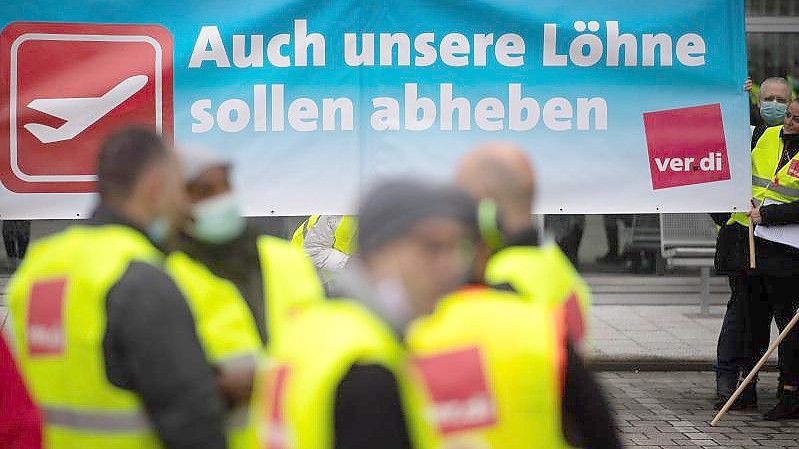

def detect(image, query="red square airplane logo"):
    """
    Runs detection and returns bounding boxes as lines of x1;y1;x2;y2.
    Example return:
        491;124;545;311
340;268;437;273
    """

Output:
0;22;173;193
643;103;731;190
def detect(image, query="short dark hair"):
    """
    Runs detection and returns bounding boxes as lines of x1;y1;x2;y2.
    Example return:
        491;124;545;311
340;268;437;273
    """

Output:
96;127;169;202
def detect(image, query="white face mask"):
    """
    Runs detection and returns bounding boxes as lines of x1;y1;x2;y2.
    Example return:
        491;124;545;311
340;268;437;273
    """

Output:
190;192;246;244
372;277;415;332
147;215;171;244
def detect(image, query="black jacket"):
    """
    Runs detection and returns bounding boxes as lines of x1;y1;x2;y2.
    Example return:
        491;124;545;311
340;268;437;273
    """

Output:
332;339;621;449
714;213;799;277
714;129;799;276
92;205;228;449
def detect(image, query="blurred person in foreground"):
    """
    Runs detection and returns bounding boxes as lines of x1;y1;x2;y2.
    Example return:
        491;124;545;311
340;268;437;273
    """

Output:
161;145;325;449
7;128;228;449
254;179;620;449
0;334;41;449
170;144;323;348
455;142;591;346
253;179;476;449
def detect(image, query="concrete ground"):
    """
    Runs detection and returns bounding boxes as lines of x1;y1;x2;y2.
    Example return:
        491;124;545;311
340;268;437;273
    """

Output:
587;305;780;365
602;371;799;448
0;285;775;366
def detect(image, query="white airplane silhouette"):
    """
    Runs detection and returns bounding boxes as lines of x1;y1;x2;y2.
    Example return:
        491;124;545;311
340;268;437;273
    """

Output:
24;75;149;144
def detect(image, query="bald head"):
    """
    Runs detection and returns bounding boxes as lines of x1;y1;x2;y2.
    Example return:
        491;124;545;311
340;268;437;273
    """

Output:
760;77;792;104
455;142;535;234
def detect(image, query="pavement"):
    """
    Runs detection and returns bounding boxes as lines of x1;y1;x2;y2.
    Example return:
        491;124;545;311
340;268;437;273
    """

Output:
602;371;799;448
587;305;780;367
0;285;776;367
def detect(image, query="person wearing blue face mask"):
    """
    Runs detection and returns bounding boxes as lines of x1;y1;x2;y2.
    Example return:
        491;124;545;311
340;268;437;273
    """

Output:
170;145;324;348
712;76;793;411
753;77;793;147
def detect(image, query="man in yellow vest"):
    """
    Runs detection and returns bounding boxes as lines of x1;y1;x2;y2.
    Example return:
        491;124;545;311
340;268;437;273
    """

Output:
735;98;799;420
256;179;620;449
291;215;357;284
712;77;793;412
7;128;228;449
170;144;323;349
152;144;322;449
454;143;591;345
403;173;618;448
255;179;479;449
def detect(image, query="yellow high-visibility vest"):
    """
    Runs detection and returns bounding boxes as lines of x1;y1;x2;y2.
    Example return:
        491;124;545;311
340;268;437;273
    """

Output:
252;300;434;449
165;235;323;449
730;125;799;227
165;251;262;449
485;241;590;343
291;215;358;255
7;225;165;449
256;235;324;348
406;287;571;449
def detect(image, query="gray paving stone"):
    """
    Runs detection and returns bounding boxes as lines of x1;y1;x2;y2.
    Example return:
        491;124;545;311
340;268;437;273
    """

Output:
600;371;799;448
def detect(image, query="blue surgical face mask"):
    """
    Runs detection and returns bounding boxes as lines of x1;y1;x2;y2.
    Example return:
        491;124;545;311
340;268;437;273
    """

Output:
147;216;171;245
191;192;246;244
761;101;788;126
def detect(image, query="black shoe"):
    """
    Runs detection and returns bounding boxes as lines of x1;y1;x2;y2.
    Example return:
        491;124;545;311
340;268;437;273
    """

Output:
714;383;758;410
764;389;799;420
716;373;738;399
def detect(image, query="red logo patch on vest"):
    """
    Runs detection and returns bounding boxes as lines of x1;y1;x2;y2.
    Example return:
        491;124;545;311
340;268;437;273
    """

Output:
264;364;290;449
788;160;799;179
412;346;497;434
563;292;586;344
26;278;67;357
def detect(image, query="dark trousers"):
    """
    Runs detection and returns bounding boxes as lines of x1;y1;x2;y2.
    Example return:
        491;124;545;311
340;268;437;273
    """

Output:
2;220;30;259
558;226;584;268
602;214;633;257
716;273;772;394
762;275;799;386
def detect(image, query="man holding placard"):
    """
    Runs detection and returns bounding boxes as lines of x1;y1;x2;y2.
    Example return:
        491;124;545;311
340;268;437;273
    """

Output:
713;77;794;412
733;98;799;420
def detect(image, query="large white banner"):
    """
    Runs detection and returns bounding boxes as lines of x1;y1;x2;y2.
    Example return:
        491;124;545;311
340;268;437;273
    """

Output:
0;0;750;218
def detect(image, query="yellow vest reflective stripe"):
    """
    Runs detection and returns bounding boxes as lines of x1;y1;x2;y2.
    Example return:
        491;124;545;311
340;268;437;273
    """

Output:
484;242;591;343
7;225;164;449
41;406;151;432
290;215;358;255
253;300;434;449
406;288;570;449
257;235;324;347
731;126;799;227
165;251;262;449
